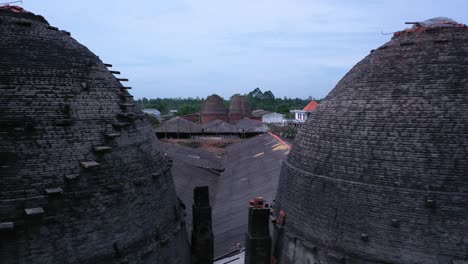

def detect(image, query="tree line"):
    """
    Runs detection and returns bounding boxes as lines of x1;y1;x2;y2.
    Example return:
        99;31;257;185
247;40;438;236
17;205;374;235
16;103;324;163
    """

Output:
136;87;322;117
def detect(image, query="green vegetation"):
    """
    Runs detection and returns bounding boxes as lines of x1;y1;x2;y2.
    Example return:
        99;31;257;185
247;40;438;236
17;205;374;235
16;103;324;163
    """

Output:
137;97;204;116
135;88;321;115
246;87;318;116
177;104;200;116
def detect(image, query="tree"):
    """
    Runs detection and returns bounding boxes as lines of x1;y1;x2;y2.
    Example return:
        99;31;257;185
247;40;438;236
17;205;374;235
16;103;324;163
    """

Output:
276;104;290;115
142;97;149;106
177;104;200;116
248;87;263;98
263;90;275;100
135;90;321;118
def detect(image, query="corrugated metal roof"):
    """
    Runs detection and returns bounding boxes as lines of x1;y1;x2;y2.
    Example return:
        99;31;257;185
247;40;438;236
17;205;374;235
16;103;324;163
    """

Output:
214;251;245;264
162;142;224;172
163;143;222;237
251;109;272;118
202;119;243;133
155;116;202;133
212;134;289;257
234;118;268;133
165;134;288;258
172;159;219;236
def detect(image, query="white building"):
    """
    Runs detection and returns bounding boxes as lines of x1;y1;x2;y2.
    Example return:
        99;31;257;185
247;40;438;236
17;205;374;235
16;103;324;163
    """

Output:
142;108;161;117
290;110;309;121
262;112;285;124
286;100;319;127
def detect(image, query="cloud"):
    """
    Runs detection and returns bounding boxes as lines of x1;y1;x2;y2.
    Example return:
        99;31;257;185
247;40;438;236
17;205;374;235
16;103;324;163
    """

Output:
23;0;468;99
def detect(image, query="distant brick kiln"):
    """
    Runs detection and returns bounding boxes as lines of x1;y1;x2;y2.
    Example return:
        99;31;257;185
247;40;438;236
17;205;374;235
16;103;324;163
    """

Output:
273;18;468;264
0;6;190;263
228;95;252;123
200;94;228;124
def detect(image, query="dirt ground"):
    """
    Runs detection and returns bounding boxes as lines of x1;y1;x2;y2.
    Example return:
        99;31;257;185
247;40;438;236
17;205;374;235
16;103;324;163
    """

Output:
161;138;243;155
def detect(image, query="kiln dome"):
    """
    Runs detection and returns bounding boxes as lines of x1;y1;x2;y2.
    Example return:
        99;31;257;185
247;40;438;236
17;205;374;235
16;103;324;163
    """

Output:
0;7;189;263
228;95;252;123
274;19;468;264
200;94;228;124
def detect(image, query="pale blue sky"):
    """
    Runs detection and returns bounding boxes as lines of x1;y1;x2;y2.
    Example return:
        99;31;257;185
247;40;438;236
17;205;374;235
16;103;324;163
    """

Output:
21;0;468;99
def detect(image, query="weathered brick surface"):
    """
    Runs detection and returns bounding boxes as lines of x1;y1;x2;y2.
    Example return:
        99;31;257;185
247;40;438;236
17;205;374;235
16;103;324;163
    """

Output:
0;10;190;264
274;27;468;264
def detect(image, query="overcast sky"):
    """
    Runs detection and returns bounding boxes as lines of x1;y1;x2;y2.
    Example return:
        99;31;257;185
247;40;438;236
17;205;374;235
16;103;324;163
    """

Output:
22;0;468;99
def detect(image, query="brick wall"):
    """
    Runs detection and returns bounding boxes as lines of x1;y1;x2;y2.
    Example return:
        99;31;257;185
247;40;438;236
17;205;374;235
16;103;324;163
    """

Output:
200;114;229;124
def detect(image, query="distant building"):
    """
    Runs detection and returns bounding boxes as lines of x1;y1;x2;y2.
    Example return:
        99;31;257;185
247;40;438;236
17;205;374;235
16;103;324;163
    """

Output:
180;113;200;123
290;100;318;121
160;109;179;121
251;109;272;121
202;119;242;134
200;94;229;124
287;100;319;126
262;112;285;124
155;117;264;139
142;108;161;117
235;118;268;133
228;95;252;123
155;116;203;138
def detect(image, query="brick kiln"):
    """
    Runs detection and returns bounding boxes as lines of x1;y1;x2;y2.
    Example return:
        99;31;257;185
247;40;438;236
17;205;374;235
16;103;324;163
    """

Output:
228;95;252;123
273;18;468;264
0;7;190;263
200;94;228;124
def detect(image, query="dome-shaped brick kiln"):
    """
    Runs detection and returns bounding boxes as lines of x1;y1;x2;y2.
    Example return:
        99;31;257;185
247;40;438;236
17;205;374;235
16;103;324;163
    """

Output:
200;94;228;124
273;18;468;264
228;95;252;123
0;7;190;264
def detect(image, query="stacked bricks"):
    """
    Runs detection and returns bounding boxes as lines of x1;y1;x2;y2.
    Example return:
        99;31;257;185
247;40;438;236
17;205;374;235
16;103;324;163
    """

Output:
0;8;190;264
274;23;468;264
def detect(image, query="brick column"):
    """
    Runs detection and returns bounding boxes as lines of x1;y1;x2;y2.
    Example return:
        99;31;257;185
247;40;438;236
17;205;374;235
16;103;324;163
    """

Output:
245;197;272;264
191;186;213;264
